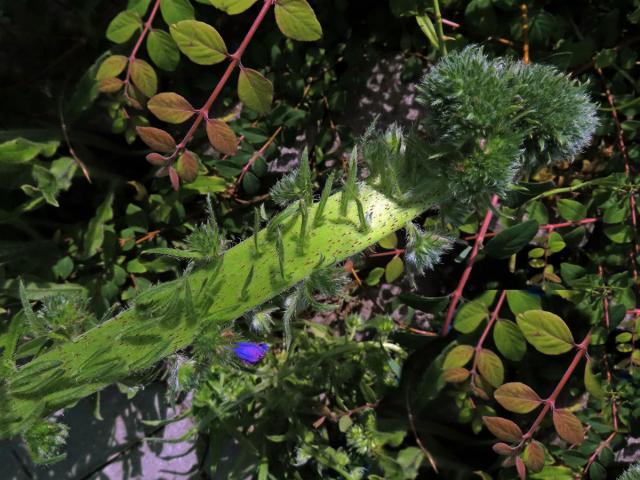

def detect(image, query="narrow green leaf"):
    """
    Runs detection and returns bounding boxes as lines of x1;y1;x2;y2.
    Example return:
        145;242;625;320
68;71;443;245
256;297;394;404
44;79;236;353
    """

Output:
493;319;527;361
557;198;587;222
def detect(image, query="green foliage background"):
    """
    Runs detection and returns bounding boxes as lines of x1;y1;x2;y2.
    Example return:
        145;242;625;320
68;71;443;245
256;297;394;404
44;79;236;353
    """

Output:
1;0;640;478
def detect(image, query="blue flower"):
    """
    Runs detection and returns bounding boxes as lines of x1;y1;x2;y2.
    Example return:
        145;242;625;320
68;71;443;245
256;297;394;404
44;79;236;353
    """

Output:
231;342;269;364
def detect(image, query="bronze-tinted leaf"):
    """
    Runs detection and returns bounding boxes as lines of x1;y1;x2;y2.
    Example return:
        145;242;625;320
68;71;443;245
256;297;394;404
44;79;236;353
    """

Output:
515;456;527;480
492;442;515;456
175;150;199;183
206;119;238;156
98;77;124;93
146;152;169;166
96;55;128;80
442;368;470;383
482;416;523;443
443;344;475;369
136;127;176;153
148;92;195;124
477;348;504;388
130;58;158;97
168;166;180;191
552;409;584;445
523;440;545;473
494;382;542;414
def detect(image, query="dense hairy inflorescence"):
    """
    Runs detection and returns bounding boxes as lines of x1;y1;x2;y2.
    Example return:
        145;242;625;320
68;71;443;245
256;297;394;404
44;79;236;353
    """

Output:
365;46;598;206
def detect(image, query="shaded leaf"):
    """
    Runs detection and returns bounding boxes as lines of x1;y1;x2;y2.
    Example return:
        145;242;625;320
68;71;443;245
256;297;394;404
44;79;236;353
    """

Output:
148;92;195;124
552;409;584;445
170;20;227;65
206;119;238;156
274;0;322;41
482;416;523;442
584;358;606;400
147;30;180;71
238;68;274;114
136;126;176;152
493;319;527;361
557;198;586;222
506;290;542;315
385;256;404;283
176;150;199;183
494;382;542;414
485;220;539;259
477;348;504;388
516;310;574;355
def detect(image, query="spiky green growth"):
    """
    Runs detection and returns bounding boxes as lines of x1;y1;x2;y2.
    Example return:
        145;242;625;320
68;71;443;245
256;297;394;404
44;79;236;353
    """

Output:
0;47;598;444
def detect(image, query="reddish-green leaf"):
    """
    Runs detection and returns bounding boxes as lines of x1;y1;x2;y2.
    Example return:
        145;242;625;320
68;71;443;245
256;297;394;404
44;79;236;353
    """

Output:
482;416;523;442
523;440;545;473
494;382;542;414
516;310;574;355
170;20;227;65
96;55;128;80
168;166;180;191
552;409;584;445
492;442;515;456
136;126;176;152
442;368;470;383
148;92;195;124
146;152;168;166
274;0;322;41
443;345;475;369
477;348;504;388
98;78;124;93
106;10;142;44
515;456;527;480
206;119;238;156
238;68;274;114
176;150;199;183
130;59;157;97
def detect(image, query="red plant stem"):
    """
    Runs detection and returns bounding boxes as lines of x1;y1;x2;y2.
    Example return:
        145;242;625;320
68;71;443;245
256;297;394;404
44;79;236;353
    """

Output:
237;125;282;184
172;0;275;158
441;18;460;28
520;331;591;443
582;431;618;477
124;0;162;87
628;309;640;316
369;248;406;258
441;195;500;336
463;218;599;241
597;67;639;285
470;290;506;377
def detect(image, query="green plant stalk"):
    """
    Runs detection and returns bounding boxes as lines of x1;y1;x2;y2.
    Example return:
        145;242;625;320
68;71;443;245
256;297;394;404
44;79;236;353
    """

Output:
432;0;447;56
0;184;429;439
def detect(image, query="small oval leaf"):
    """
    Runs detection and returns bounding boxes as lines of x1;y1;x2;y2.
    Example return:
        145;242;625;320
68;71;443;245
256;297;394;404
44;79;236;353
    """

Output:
160;0;195;25
148;92;195;124
130;59;158;97
494;382;542;414
206;119;238;156
523;440;545;473
493;319;527;361
454;300;489;334
443;345;475;369
170;20;227;65
106;10;142;44
485;220;539;259
477;348;504;388
98;78;124;93
238;68;274;114
176;150;199;183
96;55;128;80
552;409;584;445
147;30;180;71
442;368;471;383
482;416;523;442
136;126;176;152
516;310;574;355
274;0;323;41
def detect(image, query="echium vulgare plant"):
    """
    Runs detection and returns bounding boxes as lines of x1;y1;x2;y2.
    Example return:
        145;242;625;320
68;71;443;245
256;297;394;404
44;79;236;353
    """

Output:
0;47;597;462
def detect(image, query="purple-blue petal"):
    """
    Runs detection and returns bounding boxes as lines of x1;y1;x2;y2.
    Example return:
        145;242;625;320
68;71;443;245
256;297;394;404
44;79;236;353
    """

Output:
232;342;269;364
